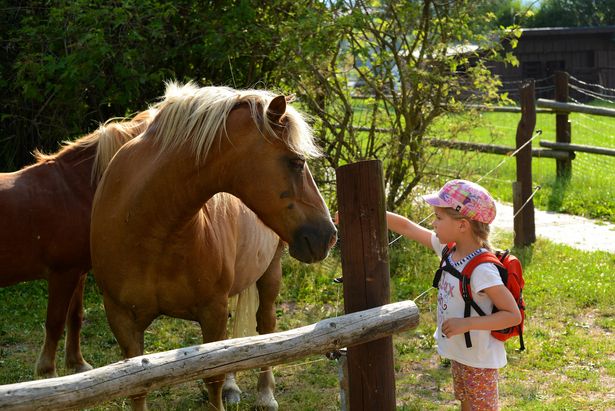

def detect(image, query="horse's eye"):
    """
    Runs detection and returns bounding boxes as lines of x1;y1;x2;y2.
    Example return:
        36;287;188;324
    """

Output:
289;157;305;172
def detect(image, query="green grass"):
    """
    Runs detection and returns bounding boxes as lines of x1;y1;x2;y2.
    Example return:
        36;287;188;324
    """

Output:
1;233;613;410
429;107;615;223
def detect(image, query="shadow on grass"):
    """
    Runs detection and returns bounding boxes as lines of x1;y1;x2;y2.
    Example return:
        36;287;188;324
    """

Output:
546;175;571;212
511;243;535;269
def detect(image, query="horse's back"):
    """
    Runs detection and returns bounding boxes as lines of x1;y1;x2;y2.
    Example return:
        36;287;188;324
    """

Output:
0;165;91;285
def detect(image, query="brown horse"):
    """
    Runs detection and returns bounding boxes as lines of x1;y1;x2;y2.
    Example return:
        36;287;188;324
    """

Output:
0;110;154;378
90;82;337;410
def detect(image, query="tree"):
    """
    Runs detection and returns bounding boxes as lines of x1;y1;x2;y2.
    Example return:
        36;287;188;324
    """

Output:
278;0;518;209
527;0;615;27
2;0;520;212
0;0;297;170
474;0;537;28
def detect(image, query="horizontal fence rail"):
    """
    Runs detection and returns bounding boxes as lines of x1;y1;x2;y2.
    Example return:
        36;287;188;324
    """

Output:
539;141;615;157
465;104;554;114
428;138;573;160
0;301;419;411
537;98;615;117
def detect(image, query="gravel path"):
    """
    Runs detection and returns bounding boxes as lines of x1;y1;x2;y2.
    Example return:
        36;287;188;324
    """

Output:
492;202;615;253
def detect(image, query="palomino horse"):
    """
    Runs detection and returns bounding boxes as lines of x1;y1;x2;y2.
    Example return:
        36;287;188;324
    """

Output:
90;82;337;410
0;110;154;378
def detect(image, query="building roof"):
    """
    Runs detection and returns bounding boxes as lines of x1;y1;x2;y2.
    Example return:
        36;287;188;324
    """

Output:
521;26;615;37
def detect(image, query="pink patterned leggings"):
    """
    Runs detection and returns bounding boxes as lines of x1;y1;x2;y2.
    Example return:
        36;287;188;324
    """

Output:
451;360;499;410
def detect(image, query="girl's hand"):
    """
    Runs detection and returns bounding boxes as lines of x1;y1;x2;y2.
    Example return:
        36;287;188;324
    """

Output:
442;318;470;338
333;211;339;225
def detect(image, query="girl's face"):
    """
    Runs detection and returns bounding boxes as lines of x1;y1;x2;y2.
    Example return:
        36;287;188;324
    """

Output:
431;207;460;244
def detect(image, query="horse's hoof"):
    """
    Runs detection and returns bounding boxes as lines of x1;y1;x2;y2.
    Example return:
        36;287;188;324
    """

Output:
222;388;242;405
71;361;94;373
222;376;242;405
35;369;58;379
35;364;57;379
255;397;278;411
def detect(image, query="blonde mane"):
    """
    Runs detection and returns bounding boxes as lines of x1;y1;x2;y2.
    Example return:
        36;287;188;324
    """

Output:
147;81;321;164
34;109;156;183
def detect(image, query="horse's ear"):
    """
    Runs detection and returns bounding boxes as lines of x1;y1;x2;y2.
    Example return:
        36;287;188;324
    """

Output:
267;95;287;124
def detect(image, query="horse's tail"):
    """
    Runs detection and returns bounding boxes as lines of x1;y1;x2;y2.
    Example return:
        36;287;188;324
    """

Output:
228;283;259;339
92;108;157;183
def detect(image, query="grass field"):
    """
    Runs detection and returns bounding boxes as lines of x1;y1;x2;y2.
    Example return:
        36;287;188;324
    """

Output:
1;231;613;410
429;107;615;223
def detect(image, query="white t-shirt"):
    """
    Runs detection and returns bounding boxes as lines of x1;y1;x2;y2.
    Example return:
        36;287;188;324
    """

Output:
431;233;507;369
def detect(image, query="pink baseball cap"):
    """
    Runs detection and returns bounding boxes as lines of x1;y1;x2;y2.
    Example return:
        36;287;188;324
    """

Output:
422;179;496;224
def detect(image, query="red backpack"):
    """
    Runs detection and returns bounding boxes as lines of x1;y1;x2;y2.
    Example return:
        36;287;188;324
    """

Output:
433;243;526;351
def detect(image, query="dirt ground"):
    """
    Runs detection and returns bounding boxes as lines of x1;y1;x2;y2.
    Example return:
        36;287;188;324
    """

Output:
492;202;615;253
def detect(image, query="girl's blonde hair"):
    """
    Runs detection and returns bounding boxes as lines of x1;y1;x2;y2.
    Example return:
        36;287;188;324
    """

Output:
441;207;493;251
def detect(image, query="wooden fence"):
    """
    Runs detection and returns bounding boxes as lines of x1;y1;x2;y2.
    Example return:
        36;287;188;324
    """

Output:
443;72;615;162
1;159;415;411
416;71;615;245
347;73;613;246
0;301;419;410
336;160;396;410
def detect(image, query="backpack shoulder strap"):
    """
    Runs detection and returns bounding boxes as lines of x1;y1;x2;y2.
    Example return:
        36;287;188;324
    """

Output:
461;251;503;277
464;251;509;288
442;242;456;259
432;242;457;288
456;250;501;348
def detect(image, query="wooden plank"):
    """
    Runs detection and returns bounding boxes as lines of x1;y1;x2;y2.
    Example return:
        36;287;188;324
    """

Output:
539;140;615;156
536;98;615;117
464;104;554;113
428;138;573;160
554;71;572;178
0;301;419;411
336;160;395;411
514;80;536;247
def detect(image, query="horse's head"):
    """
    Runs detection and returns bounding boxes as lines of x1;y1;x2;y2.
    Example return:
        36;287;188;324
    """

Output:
148;83;336;263
222;94;337;263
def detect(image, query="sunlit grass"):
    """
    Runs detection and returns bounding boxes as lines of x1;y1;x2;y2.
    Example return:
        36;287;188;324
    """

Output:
428;108;615;222
0;234;613;410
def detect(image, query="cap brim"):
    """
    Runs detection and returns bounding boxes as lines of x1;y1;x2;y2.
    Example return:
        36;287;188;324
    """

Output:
422;193;448;208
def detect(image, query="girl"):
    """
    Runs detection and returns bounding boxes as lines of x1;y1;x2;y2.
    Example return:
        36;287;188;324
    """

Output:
387;179;521;411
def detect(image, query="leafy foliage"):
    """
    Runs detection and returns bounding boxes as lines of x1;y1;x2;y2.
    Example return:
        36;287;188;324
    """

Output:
0;0;299;170
277;0;519;209
527;0;615;27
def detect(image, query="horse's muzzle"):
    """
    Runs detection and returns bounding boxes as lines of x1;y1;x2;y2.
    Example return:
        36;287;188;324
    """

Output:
289;222;337;263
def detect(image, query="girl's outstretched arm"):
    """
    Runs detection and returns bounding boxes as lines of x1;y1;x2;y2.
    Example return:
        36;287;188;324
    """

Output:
386;211;433;249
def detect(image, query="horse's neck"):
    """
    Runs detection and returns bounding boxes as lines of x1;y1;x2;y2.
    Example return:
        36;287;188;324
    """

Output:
51;144;98;188
137;146;229;232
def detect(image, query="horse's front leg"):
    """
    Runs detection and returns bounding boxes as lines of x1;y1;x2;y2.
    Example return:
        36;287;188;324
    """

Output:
36;271;81;378
198;297;229;411
222;373;242;404
64;273;93;373
103;296;152;411
254;241;284;411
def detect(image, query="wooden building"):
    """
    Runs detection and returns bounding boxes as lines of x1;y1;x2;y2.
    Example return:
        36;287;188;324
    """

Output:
490;26;615;100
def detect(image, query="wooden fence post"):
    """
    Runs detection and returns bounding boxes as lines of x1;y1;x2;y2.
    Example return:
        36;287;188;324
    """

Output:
514;80;537;247
336;160;396;411
555;70;572;178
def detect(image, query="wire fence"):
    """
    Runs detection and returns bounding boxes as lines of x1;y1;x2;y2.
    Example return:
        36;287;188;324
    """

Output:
346;72;615;225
